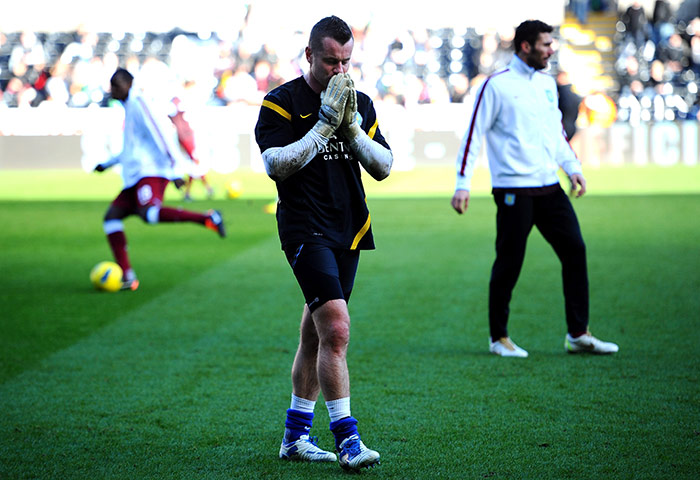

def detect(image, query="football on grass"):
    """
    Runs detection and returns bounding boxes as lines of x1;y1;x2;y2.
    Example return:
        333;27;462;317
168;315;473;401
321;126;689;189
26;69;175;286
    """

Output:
90;261;123;292
226;180;243;199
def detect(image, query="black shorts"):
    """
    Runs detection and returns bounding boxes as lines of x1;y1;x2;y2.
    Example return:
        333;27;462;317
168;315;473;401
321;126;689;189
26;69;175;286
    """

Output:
284;243;360;313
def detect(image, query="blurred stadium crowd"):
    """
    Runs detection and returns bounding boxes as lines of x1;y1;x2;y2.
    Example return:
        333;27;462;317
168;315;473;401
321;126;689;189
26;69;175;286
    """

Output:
615;0;700;122
0;22;514;110
1;1;700;123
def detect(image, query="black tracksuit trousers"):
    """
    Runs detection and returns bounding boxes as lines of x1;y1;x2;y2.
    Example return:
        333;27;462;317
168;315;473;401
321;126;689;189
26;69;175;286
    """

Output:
488;186;589;340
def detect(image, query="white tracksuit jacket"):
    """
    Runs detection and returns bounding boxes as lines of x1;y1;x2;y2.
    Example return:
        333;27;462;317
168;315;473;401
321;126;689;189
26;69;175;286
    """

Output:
455;55;581;192
105;90;186;189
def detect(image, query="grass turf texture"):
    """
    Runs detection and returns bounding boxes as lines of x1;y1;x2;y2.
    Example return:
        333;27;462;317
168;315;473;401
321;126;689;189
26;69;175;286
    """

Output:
1;167;699;479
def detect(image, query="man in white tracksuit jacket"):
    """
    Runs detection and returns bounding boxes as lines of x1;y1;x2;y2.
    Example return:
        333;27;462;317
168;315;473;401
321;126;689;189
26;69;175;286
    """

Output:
451;20;618;357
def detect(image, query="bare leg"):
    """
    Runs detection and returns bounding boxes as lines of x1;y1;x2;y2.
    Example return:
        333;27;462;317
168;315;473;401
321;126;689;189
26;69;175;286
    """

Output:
200;175;214;197
291;299;350;401
291;305;321;400
184;176;193;200
312;299;351;401
281;303;341;461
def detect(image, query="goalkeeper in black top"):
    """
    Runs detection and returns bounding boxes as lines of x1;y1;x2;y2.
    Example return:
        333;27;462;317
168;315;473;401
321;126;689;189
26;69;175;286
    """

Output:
255;15;392;471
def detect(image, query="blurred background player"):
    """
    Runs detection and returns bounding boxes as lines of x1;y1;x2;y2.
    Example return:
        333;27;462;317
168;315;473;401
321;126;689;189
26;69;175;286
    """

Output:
556;70;582;140
255;15;392;471
451;20;618;357
169;95;215;201
94;68;225;290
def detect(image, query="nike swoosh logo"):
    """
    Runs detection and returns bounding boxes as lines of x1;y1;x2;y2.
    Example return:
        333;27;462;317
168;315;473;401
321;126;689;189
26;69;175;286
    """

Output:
300;113;312;118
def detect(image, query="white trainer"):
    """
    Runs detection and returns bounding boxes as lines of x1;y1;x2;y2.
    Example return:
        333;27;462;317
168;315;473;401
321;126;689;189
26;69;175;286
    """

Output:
337;434;380;471
489;337;529;357
565;332;619;354
279;434;337;462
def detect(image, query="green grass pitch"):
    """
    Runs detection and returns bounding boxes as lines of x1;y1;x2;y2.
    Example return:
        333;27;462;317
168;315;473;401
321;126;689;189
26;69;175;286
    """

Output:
1;165;699;479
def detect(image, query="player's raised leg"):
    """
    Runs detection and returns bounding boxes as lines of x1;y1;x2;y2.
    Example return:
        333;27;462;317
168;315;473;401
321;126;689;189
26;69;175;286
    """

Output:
134;177;226;238
153;206;226;238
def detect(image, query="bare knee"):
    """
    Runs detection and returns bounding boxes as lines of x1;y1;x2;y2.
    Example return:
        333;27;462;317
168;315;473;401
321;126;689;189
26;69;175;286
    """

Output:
323;319;350;353
313;300;351;354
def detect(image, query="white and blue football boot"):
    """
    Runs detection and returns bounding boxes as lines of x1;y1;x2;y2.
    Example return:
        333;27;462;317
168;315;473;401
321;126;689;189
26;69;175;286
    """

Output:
279;435;337;462
337;434;380;471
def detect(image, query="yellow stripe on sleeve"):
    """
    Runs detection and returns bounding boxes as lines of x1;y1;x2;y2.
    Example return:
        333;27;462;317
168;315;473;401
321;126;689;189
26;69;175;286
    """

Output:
368;119;379;139
262;99;291;121
350;213;371;250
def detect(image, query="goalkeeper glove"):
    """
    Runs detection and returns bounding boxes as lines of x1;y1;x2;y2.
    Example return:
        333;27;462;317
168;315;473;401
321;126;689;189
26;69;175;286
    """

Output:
313;74;351;138
339;74;361;141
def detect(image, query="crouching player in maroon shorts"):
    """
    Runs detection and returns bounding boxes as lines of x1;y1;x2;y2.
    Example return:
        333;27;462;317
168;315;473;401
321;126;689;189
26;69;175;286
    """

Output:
94;68;225;291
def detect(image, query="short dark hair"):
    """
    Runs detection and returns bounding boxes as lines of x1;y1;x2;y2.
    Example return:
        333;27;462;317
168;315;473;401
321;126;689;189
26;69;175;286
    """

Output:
513;20;553;53
308;15;353;52
110;67;133;86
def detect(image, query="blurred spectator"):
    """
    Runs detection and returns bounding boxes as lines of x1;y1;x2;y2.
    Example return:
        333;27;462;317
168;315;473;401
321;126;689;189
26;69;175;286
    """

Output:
675;0;700;25
621;1;649;49
253;58;283;93
690;34;700;75
423;73;451;104
448;73;470;103
3;77;25;107
649;58;668;87
570;0;590;25
556;71;582;139
60;28;98;65
9;31;47;74
651;0;675;46
590;0;611;13
619;54;642;87
582;91;617;128
44;62;71;106
0;32;12;89
617;78;644;124
657;33;689;74
478;33;501;76
219;61;262;105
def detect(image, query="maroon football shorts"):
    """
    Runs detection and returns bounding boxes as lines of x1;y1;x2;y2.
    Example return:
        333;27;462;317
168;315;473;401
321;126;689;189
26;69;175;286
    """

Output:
111;177;169;212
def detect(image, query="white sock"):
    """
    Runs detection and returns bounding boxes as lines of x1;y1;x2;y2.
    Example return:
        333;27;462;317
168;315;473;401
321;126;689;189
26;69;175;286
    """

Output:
146;206;160;224
103;219;124;234
326;397;351;423
124;269;137;282
290;394;315;414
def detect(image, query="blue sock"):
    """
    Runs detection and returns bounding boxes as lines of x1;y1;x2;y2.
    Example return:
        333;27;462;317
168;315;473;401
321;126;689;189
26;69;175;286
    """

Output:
329;416;358;449
284;409;314;443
